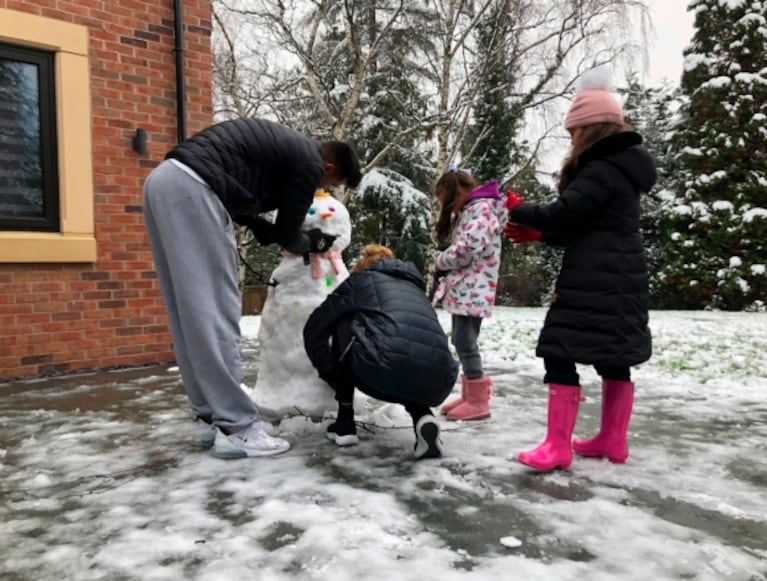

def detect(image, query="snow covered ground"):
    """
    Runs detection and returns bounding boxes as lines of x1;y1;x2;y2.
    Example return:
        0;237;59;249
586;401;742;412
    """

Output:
1;308;766;580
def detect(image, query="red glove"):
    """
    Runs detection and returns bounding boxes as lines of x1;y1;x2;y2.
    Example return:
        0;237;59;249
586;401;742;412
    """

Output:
504;222;542;243
504;190;524;211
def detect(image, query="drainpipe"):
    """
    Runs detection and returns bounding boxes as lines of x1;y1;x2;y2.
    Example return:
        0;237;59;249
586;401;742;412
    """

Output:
173;0;186;143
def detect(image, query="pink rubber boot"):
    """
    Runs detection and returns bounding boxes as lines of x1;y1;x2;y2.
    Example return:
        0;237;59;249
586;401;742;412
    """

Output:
573;379;634;463
445;375;492;421
517;384;582;471
440;374;467;415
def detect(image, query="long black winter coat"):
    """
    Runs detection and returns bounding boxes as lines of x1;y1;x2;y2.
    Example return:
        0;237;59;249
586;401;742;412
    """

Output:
510;132;657;367
303;259;459;407
166;118;324;255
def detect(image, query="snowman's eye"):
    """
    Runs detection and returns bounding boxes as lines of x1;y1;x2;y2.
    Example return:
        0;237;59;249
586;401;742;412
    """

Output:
308;207;317;215
328;206;336;212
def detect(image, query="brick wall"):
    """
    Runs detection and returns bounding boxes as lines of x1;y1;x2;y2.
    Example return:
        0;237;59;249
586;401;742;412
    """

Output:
0;0;212;380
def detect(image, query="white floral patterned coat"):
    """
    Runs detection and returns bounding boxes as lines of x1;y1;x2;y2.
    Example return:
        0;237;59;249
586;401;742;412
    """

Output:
432;181;508;318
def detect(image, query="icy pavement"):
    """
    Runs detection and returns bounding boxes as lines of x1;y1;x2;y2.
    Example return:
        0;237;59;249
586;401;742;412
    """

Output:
1;308;766;580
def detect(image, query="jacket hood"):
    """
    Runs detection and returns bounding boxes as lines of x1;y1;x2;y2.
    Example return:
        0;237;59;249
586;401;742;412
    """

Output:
465;180;501;204
584;131;657;193
367;258;425;290
463;181;508;224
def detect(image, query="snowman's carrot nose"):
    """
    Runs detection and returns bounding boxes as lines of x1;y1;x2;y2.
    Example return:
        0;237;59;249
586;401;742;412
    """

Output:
321;211;333;219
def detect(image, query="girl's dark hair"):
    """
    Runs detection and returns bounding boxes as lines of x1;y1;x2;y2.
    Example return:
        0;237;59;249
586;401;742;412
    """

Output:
432;170;477;244
558;122;633;192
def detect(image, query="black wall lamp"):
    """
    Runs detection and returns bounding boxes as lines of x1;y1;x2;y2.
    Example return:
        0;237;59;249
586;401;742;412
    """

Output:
132;128;148;154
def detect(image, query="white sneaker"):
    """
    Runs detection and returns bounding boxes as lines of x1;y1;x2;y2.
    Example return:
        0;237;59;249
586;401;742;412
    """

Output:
212;422;290;459
413;415;443;460
193;417;216;449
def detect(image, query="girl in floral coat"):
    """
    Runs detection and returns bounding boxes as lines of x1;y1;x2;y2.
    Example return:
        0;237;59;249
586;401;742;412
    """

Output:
431;166;508;420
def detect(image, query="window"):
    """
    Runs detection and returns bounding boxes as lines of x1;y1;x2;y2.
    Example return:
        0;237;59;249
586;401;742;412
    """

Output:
0;9;95;263
0;43;59;231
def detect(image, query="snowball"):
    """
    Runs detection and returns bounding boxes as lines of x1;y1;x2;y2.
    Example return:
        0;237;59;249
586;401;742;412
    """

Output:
499;536;523;548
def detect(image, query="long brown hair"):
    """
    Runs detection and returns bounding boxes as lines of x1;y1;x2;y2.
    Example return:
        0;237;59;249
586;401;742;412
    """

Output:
558;122;633;192
432;170;477;244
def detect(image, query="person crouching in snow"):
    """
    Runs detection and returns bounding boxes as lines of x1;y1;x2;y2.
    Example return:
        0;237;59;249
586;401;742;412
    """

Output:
431;165;508;421
504;65;656;472
303;244;459;460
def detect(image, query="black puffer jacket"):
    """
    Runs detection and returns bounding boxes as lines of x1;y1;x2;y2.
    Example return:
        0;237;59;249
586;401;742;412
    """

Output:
511;132;657;367
303;259;459;407
166;118;324;255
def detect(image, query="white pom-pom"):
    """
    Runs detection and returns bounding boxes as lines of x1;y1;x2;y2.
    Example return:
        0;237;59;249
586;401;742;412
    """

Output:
576;64;612;92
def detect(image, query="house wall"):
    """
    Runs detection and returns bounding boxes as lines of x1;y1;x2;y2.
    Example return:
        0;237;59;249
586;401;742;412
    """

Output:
0;0;212;380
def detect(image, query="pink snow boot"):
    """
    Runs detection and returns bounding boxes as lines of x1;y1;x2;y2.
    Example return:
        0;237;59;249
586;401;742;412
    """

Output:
573;379;634;463
517;384;582;471
440;374;467;415
445;375;492;421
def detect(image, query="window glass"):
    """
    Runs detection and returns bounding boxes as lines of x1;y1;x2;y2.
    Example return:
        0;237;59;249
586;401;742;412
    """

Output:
0;43;58;231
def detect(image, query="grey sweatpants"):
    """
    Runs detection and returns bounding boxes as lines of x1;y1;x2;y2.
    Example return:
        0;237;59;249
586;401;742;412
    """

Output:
143;160;259;432
451;314;484;379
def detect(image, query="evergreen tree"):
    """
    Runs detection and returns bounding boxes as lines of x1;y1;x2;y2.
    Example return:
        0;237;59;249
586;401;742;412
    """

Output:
621;74;678;191
347;168;432;272
498;165;561;306
659;0;767;310
293;0;435;190
461;2;519;183
621;75;681;306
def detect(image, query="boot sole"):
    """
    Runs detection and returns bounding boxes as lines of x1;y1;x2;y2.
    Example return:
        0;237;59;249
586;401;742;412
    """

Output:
573;451;628;463
518;460;572;471
517;454;572;471
573;441;629;463
326;432;359;446
414;419;443;460
446;412;490;421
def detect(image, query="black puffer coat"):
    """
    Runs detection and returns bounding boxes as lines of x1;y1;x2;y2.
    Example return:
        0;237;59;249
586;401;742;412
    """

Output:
510;132;656;367
303;259;459;407
166;118;324;254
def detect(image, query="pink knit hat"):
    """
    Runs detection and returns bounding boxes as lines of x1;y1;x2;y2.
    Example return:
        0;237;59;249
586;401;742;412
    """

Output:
564;66;624;130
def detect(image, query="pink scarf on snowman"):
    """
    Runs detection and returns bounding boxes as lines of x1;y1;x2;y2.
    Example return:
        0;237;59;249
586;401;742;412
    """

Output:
283;249;345;279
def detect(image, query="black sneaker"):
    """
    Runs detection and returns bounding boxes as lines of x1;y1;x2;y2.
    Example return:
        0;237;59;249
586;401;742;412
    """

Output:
413;415;443;460
326;416;359;446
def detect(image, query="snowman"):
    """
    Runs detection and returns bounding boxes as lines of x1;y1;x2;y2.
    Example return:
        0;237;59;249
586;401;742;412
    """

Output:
251;189;352;421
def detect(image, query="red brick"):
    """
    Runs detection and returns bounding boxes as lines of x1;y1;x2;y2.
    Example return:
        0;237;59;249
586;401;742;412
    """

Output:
0;0;211;380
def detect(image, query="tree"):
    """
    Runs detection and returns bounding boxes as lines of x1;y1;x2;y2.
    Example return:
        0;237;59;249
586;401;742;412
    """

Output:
459;1;519;182
620;74;681;306
347;168;433;271
211;0;652;291
658;0;767;310
496;163;561;306
214;0;651;176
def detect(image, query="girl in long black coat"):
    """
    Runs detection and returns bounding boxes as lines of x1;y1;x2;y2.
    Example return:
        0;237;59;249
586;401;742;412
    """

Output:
303;245;459;460
504;66;657;472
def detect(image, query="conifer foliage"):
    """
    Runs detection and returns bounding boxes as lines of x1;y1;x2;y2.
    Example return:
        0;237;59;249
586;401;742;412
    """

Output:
659;0;767;310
